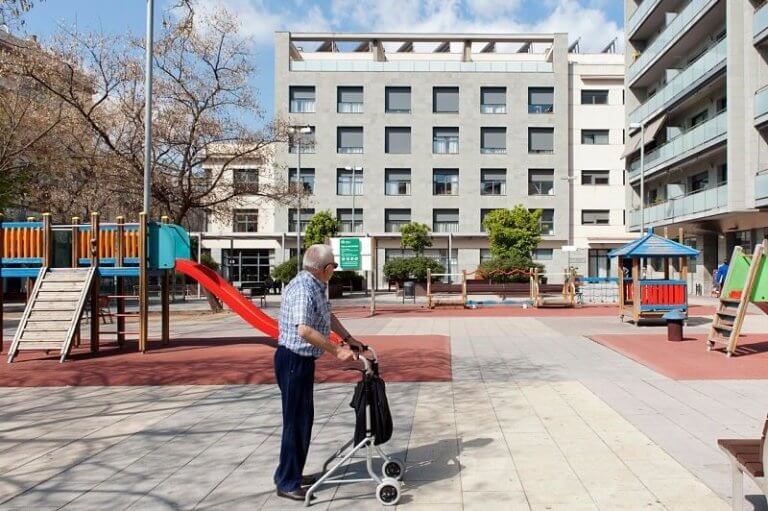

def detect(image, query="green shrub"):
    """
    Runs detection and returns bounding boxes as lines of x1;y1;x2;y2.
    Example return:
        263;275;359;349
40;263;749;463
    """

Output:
330;270;364;289
272;257;299;284
476;255;543;283
383;257;412;283
409;256;445;282
383;256;445;283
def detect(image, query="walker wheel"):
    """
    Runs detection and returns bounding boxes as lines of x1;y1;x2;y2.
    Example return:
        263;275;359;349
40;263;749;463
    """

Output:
382;459;404;480
375;479;401;506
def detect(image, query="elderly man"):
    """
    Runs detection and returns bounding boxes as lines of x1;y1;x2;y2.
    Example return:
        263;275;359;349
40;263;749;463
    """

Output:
274;244;360;501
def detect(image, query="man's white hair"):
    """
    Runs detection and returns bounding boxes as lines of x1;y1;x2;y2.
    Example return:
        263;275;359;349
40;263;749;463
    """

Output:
303;244;335;271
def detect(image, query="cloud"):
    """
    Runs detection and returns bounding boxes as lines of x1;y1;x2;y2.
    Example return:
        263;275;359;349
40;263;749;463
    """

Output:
194;0;623;52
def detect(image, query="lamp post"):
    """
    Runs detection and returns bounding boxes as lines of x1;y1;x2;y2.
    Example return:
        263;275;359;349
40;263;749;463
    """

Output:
344;166;363;233
288;125;311;273
629;121;646;234
143;0;155;214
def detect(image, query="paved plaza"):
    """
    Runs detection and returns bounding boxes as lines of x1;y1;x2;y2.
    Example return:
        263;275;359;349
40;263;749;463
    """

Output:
1;308;768;510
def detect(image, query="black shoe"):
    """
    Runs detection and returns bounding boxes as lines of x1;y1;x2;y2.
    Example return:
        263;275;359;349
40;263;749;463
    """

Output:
301;474;318;486
276;487;314;501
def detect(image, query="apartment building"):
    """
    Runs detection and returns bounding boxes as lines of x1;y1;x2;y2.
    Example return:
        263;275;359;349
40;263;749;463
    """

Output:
202;32;629;287
624;0;768;293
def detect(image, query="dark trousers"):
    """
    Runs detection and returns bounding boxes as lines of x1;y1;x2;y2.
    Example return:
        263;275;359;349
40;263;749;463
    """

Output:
274;345;316;492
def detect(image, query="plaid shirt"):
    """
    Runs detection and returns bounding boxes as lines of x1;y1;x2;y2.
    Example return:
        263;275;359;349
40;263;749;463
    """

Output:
278;270;331;358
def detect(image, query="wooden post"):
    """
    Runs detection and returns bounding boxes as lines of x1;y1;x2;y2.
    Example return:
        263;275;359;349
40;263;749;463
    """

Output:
617;256;625;312
679;227;685;282
42;213;53;267
71;216;81;348
115;216;126;347
0;212;4;353
89;212;100;353
632;257;640;323
138;212;149;352
461;270;467;307
160;216;170;345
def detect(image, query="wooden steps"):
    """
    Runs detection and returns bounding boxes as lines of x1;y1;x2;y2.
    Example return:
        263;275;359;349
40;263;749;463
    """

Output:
8;267;96;363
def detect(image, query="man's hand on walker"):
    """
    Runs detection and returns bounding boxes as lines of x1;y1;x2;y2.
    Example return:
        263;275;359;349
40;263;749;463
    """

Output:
335;345;357;362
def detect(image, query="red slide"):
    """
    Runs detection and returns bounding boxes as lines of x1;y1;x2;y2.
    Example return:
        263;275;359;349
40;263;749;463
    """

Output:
175;259;341;343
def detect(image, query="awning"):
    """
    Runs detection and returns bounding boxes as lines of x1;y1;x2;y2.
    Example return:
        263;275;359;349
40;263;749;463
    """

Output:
621;114;667;159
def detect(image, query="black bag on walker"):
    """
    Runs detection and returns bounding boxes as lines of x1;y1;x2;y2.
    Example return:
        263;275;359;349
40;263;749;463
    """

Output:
350;372;393;446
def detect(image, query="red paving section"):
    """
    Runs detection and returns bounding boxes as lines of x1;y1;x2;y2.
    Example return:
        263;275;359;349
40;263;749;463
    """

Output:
0;335;450;387
334;304;717;319
590;333;768;380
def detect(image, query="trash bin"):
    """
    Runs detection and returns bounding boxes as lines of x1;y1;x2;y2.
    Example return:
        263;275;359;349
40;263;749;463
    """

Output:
663;309;686;342
402;281;416;304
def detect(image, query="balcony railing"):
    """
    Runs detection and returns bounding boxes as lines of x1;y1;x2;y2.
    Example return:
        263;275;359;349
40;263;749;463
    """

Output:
626;0;663;37
434;222;459;233
627;183;727;228
337;146;364;154
338;102;363;113
481;104;506;114
755;86;768;122
628;0;718;84
629;110;727;178
755;2;768;44
385;181;411;195
528;104;554;114
629;38;726;125
385;222;409;233
339;222;364;233
433;138;459;154
289;99;315;113
481;147;506;154
291;60;553;73
756;170;768;204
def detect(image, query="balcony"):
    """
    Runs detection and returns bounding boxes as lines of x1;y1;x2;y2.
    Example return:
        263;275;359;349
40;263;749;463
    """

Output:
290;60;553;73
628;110;727;180
627;0;663;38
627;0;718;85
755;86;768;126
757;170;768;207
628;38;726;125
755;2;768;45
627;183;728;229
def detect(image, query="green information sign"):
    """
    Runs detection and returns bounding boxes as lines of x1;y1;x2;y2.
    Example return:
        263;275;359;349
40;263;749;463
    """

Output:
339;238;361;270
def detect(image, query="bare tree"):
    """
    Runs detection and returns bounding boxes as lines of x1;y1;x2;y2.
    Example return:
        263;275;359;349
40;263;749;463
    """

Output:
11;3;293;225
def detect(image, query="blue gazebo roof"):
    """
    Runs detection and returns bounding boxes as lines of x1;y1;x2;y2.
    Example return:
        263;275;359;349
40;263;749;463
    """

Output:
608;232;700;258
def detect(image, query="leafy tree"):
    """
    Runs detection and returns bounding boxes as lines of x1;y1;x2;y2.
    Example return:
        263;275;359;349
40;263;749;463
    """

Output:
303;210;339;248
409;256;445;282
199;252;219;272
383;257;412;284
482;206;542;260
272;257;299;284
399;221;432;256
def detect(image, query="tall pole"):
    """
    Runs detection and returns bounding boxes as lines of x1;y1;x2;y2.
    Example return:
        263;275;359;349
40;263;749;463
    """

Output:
639;123;645;234
296;135;302;273
351;166;356;233
143;0;155;215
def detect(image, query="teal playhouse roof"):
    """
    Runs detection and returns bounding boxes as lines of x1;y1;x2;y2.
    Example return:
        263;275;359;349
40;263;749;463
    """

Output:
608;232;700;258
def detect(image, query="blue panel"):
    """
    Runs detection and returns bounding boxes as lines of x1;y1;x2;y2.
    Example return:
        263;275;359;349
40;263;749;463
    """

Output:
99;267;140;277
640;305;688;312
0;222;43;229
1;268;42;278
149;223;191;269
79;258;140;266
1;258;43;265
639;279;687;285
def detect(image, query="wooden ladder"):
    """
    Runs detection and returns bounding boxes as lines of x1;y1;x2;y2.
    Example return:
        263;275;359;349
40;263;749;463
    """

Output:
707;244;765;356
8;267;96;363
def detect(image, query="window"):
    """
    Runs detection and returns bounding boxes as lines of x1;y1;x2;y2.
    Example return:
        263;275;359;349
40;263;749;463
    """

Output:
337;127;363;154
690;171;709;192
288;126;315;154
528;87;554;113
289;86;315;113
433;86;459;113
690;109;709;128
385;209;411;233
716;97;727;113
233;209;258;233
481;87;506;114
528;169;554;196
288;208;314;232
232;168;259;194
480;169;506;195
385;127;411;154
433;209;459;233
582;210;610;225
588;249;612;278
288;168;315;194
581;130;609;145
385;169;411;196
337;208;363;233
337;168;364;196
532;209;554;235
718;163;727;184
433;169;459;195
581;170;610;185
385;86;411;113
433;127;459;154
480;209;502;232
528;128;554;154
480;127;506;154
532;249;553;261
581;89;608;105
337;86;363;113
480;249;493;263
222;249;273;283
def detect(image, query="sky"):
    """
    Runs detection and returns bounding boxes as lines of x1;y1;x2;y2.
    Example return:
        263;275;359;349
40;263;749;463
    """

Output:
20;0;625;122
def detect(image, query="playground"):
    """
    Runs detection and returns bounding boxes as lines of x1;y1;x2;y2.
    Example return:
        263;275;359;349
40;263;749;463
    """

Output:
4;218;768;509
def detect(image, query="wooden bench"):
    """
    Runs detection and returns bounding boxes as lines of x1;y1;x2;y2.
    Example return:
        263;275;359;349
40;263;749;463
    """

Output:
718;418;768;510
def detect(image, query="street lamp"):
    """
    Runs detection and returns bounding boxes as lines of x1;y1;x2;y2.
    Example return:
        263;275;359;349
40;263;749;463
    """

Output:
629;121;646;234
288;125;312;273
344;166;363;233
143;0;155;214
